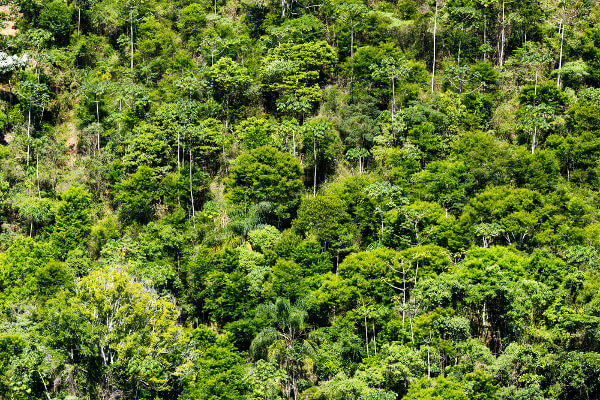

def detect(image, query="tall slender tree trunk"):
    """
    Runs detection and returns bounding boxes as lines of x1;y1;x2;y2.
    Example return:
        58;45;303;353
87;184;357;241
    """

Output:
431;0;438;92
500;0;506;66
557;2;566;88
482;301;487;339
402;268;407;324
350;23;354;58
409;312;414;343
177;129;180;173
36;152;40;198
130;10;134;70
364;313;369;357
391;77;396;139
533;70;538;154
190;148;195;222
313;135;317;197
483;14;487;60
427;342;431;379
26;96;32;166
372;320;377;355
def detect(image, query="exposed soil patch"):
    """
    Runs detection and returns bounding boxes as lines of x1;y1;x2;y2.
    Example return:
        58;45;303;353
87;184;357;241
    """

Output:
0;5;18;37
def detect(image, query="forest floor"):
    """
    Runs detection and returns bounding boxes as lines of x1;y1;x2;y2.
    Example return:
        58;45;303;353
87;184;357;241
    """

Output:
0;5;18;37
64;109;78;166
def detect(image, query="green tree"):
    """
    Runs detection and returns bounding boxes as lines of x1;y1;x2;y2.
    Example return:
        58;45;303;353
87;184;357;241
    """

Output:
179;326;251;400
302;117;340;196
412;160;476;215
262;41;337;115
294;195;352;252
404;376;468;400
38;0;72;44
114;166;161;225
210;57;252;122
225;145;303;222
51;186;91;258
49;266;189;396
235;116;279;150
251;297;313;400
177;3;207;47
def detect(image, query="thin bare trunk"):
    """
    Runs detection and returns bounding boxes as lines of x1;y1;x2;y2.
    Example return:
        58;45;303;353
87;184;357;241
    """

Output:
313;135;317;197
364;313;369;357
391;77;396;139
557;2;566;88
372;320;377;355
190;148;195;222
130;10;134;70
350;24;354;58
37;371;51;400
483;14;487;60
500;0;506;66
36;152;40;198
482;301;486;339
292;130;296;157
431;1;438;92
27;96;32;166
402;268;407;324
427;343;431;379
118;99;122;135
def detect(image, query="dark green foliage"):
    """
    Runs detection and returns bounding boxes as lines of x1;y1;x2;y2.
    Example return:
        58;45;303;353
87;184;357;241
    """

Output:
226;145;303;221
51;186;91;257
2;0;600;399
114;166;161;225
38;1;72;44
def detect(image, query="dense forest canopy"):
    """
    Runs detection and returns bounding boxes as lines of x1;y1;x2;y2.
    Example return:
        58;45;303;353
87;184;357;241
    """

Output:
1;0;600;398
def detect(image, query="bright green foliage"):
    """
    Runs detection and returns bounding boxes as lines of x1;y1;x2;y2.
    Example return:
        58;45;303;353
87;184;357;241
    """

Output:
210;57;252;120
179;326;250;400
0;238;52;306
263;41;337;113
123;122;170;171
247;224;280;252
3;0;600;398
178;4;207;47
235;116;279;150
404;376;468;400
38;1;72;43
0;334;27;395
294;195;352;251
461;186;548;248
51;267;188;394
226;145;303;221
334;247;400;308
413;160;476;214
114;166;161;225
0;334;25;368
251;297;312;400
51;186;91;257
302;117;341;191
12;194;55;236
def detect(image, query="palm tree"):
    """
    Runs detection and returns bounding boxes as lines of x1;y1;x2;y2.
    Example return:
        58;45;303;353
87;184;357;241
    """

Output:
251;297;314;400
